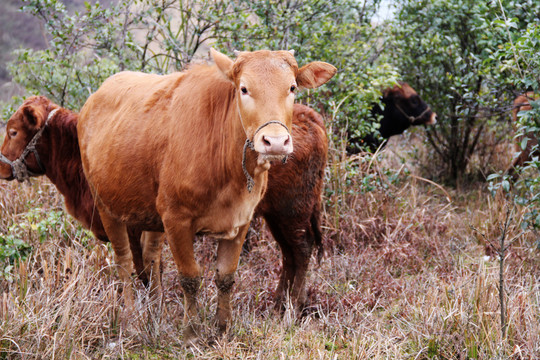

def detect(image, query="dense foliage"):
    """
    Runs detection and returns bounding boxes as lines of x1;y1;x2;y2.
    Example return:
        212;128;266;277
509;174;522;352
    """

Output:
212;0;399;144
390;0;540;184
489;21;540;229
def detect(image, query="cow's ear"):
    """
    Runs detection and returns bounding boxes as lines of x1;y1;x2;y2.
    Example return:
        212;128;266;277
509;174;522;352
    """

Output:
297;62;337;89
22;104;45;129
211;48;234;80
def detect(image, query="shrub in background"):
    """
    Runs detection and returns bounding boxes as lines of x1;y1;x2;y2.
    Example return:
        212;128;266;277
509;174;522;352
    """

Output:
390;0;540;185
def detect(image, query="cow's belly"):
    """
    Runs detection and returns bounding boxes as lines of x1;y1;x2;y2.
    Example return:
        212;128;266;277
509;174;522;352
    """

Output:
95;189;164;230
84;154;163;229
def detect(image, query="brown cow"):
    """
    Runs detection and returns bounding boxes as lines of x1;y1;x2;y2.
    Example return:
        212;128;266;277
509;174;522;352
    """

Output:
77;49;336;341
0;96;106;237
508;92;538;178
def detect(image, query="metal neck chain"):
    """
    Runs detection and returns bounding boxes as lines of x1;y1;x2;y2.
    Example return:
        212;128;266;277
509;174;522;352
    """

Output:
0;108;59;182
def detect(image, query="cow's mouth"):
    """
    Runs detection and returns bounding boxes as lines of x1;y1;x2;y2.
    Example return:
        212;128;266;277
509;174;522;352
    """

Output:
242;120;293;192
259;153;288;163
0;154;15;181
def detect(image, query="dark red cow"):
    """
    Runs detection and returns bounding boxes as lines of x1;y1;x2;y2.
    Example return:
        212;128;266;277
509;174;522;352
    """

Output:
254;104;327;310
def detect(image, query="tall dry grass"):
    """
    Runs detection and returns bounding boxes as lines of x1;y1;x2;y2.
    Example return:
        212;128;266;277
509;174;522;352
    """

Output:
1;129;539;359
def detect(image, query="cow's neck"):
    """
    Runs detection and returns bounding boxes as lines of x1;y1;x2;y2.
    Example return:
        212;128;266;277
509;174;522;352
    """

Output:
199;79;268;194
37;112;97;229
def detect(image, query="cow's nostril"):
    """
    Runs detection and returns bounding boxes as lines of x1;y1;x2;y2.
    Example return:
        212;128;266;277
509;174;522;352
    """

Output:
263;136;271;146
284;136;290;146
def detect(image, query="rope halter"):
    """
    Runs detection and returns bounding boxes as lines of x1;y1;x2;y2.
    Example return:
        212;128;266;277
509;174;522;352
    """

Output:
242;120;290;192
0;108;59;182
395;103;431;124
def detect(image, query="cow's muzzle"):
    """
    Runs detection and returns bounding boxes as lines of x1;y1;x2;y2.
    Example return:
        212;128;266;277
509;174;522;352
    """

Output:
259;133;292;156
252;121;293;157
242;120;292;192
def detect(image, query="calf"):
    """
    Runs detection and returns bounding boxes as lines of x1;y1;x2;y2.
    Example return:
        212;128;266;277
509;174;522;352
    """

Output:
254;104;327;311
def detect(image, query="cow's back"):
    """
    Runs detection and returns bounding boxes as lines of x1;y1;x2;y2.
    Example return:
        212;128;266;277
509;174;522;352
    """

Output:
78;71;187;227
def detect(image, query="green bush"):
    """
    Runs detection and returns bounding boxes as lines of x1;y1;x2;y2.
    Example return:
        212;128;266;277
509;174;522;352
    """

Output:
489;22;540;230
7;0;398;149
390;0;540;184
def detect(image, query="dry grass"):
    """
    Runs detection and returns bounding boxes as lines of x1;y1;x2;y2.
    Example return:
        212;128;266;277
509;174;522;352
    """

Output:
1;131;540;359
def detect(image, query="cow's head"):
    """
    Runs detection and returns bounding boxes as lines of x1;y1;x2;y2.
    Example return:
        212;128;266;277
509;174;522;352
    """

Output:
211;49;336;160
380;82;437;138
0;96;56;181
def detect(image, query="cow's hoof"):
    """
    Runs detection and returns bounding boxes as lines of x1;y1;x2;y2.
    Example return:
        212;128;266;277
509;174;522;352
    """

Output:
183;325;200;347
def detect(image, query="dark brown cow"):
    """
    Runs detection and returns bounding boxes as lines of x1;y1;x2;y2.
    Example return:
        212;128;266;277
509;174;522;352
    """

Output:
0;96;103;235
347;82;437;153
77;49;336;341
508;92;538;178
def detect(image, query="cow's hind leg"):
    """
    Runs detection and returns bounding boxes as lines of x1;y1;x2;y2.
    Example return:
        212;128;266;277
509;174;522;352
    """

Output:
266;220;295;309
99;210;134;310
291;209;322;312
215;224;249;335
141;231;165;298
289;231;314;311
265;216;308;311
127;227;146;284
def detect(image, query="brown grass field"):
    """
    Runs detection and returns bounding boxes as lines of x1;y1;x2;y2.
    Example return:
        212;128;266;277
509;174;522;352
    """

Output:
0;129;539;359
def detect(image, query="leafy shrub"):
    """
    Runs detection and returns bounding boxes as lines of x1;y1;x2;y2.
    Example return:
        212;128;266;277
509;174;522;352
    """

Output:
7;0;398;150
390;0;540;184
488;21;540;230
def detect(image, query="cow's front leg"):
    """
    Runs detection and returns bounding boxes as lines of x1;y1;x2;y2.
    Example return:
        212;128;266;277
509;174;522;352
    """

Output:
162;216;201;344
215;224;249;335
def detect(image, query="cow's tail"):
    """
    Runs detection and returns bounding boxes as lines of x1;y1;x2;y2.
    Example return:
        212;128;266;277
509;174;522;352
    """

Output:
311;207;324;265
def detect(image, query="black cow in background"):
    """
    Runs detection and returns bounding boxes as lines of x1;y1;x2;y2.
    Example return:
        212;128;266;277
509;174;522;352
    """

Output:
347;82;437;153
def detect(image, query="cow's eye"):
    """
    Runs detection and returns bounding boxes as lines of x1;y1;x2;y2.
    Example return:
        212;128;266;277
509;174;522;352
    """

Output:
240;86;248;95
290;85;297;93
8;129;17;138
